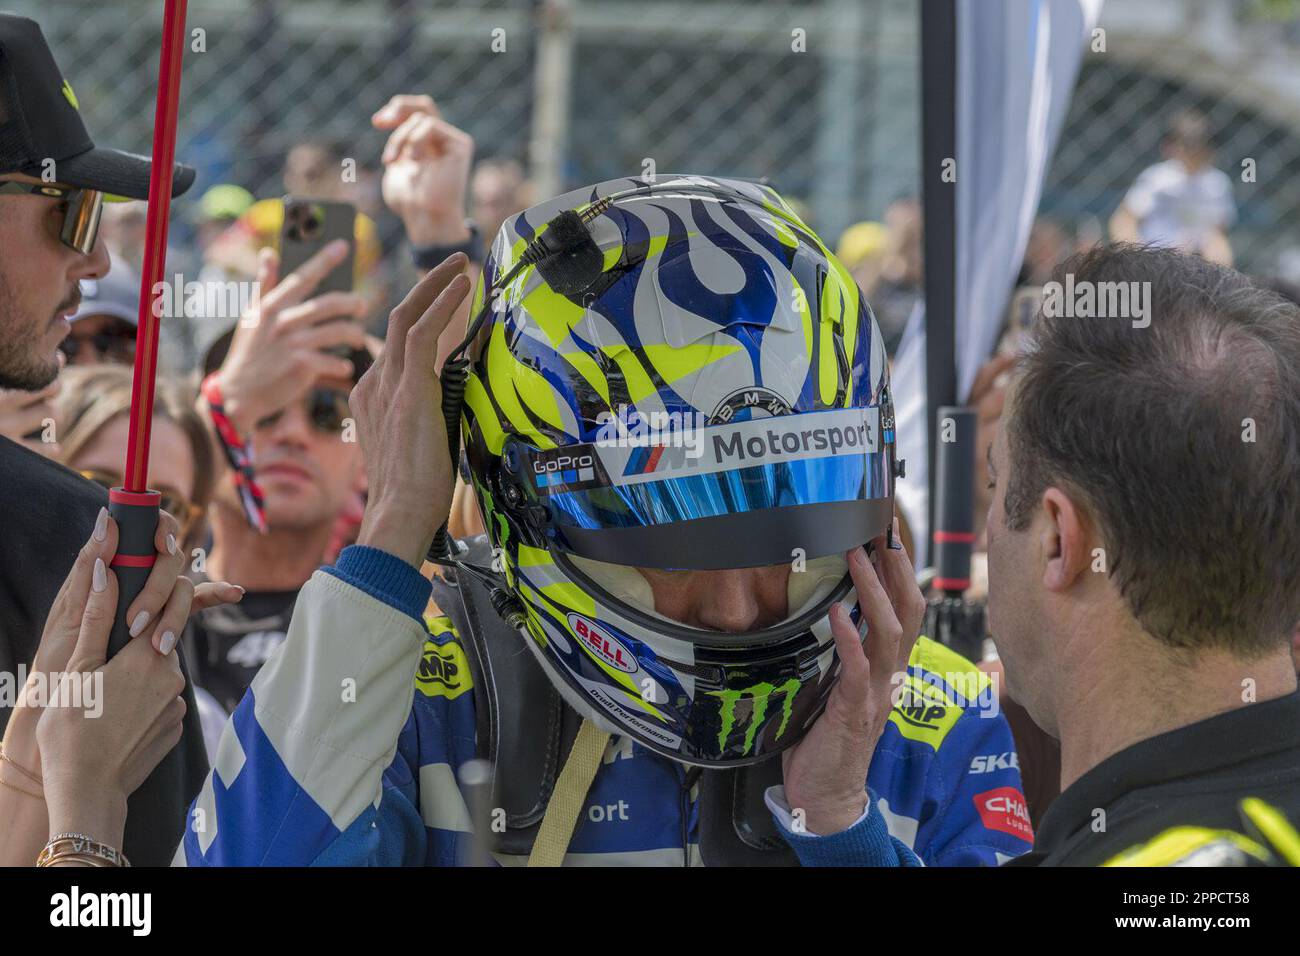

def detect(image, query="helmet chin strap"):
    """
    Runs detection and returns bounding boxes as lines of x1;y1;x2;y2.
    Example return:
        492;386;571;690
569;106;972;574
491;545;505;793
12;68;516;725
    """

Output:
526;720;611;867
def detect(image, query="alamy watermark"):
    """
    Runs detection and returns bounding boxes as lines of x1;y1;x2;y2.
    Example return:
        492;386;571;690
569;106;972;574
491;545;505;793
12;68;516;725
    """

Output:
1042;273;1151;329
890;667;1001;720
0;665;103;718
150;274;261;321
594;403;708;456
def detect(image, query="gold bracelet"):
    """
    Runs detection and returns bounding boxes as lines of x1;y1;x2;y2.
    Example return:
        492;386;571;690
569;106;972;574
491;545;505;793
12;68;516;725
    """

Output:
39;852;112;867
0;774;44;801
0;743;43;788
36;835;129;868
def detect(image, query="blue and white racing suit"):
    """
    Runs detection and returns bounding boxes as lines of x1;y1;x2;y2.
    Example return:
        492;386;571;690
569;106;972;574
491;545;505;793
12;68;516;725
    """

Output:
185;546;1033;866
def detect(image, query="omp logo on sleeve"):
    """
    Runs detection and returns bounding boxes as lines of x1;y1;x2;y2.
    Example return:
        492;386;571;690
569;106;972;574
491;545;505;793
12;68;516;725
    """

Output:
974;787;1034;841
888;675;963;749
415;639;473;700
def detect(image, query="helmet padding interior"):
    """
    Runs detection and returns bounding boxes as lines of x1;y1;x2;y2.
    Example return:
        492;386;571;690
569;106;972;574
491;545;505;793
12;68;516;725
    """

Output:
566;553;847;628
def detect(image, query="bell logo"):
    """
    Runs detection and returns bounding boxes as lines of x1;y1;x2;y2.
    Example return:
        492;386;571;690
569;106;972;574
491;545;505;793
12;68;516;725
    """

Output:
974;787;1034;841
569;614;637;673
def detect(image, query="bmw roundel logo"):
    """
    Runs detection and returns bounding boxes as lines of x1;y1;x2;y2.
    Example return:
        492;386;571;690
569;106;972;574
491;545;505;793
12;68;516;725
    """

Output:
709;386;792;424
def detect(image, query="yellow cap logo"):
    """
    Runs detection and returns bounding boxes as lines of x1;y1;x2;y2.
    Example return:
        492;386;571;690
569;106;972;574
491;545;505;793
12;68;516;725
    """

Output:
61;79;79;110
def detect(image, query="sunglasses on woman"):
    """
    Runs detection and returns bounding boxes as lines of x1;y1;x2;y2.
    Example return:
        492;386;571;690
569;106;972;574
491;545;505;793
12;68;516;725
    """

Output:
78;469;202;538
58;320;138;364
0;180;104;254
254;387;352;434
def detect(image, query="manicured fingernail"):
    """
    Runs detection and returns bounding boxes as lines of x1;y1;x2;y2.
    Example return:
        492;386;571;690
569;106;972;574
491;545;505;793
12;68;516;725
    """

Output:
129;610;150;638
158;630;177;655
230;584;246;597
93;507;107;542
92;558;107;593
167;533;177;555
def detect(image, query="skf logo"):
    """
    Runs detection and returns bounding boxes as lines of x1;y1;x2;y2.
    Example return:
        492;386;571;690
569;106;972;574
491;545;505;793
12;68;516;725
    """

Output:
61;78;79;110
970;751;1020;774
974;787;1034;841
415;639;473;700
569;614;637;673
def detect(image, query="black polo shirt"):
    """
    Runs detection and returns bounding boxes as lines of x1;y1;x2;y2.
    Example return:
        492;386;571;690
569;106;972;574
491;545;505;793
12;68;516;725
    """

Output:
1007;689;1300;866
0;436;209;866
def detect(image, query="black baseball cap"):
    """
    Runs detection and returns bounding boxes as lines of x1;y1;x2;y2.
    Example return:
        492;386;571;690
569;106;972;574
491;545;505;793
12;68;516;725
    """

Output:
0;15;195;199
71;271;141;327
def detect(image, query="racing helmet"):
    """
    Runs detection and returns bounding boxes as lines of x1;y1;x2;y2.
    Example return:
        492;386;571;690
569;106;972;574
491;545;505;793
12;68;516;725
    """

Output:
459;175;898;767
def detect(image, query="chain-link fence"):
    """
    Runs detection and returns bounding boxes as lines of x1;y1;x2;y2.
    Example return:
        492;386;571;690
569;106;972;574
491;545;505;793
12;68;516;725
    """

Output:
1045;0;1300;281
8;0;920;251
10;0;1300;304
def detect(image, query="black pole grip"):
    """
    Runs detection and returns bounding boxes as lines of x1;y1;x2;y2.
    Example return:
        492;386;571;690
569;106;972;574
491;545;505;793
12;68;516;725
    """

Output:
107;488;161;658
109;487;190;864
932;406;976;596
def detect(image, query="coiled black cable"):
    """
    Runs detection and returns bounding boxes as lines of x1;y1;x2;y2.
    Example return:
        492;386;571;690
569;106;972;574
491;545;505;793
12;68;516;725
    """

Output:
426;199;613;570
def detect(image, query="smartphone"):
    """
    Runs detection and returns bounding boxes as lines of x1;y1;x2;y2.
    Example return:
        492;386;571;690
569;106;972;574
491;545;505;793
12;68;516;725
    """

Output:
998;284;1043;356
278;197;356;294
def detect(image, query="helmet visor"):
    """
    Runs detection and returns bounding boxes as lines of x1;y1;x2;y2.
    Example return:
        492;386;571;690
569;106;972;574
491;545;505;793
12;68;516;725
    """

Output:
516;405;894;570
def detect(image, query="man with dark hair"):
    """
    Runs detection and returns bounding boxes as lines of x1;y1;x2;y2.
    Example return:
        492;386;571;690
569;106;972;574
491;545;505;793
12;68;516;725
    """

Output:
0;14;227;866
834;243;1300;867
986;243;1300;865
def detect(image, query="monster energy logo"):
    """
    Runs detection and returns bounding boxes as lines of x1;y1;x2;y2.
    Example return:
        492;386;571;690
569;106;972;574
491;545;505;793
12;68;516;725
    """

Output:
707;678;802;755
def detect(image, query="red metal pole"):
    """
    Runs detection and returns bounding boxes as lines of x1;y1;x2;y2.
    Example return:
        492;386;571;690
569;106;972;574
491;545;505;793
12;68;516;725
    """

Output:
124;0;188;491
